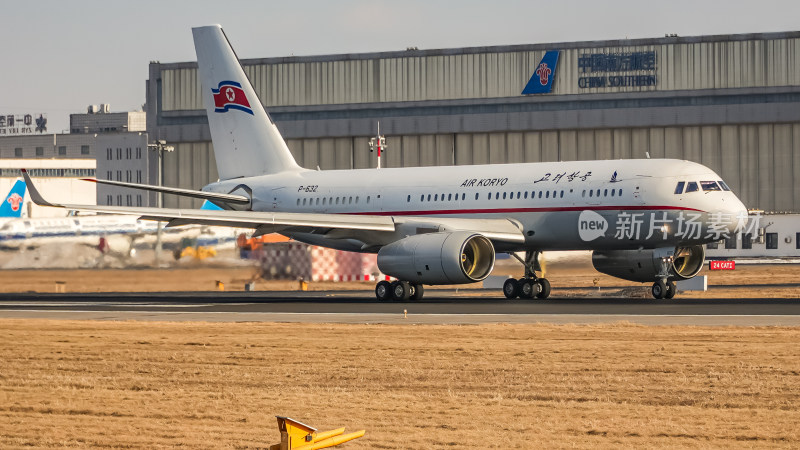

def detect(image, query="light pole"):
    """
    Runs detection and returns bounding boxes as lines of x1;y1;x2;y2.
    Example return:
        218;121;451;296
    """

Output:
148;140;174;266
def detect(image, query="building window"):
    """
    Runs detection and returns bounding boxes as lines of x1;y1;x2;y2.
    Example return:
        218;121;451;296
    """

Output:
126;195;132;206
797;233;800;250
136;147;142;159
106;195;112;205
126;170;131;182
116;170;122;181
107;148;112;159
36;147;44;156
706;241;718;250
724;237;737;249
106;171;112;180
116;148;122;159
766;233;778;249
58;146;66;155
14;148;22;157
81;145;90;155
116;195;122;206
742;233;753;249
126;148;131;159
136;195;142;207
136;170;142;183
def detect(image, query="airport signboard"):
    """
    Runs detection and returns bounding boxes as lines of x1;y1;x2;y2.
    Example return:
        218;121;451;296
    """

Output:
0;113;47;135
709;260;736;270
577;50;658;89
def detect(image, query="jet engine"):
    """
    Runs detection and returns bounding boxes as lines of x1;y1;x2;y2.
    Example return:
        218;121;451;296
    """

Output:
377;231;495;284
591;245;705;282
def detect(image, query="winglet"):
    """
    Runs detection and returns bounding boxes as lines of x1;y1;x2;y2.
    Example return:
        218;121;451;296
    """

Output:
21;169;56;207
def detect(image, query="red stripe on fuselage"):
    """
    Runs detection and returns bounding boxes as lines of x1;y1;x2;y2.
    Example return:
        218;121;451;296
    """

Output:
347;205;705;216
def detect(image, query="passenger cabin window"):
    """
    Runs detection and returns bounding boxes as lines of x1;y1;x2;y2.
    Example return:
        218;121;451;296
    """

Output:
674;181;685;194
686;182;699;193
701;181;722;191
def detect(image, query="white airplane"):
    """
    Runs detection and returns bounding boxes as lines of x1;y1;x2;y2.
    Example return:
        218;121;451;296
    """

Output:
23;25;749;300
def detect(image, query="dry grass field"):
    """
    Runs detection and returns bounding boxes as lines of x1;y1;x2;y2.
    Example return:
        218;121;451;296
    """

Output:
1;319;799;448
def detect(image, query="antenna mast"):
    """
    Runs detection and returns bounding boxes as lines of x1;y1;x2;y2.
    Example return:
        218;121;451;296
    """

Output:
368;121;387;169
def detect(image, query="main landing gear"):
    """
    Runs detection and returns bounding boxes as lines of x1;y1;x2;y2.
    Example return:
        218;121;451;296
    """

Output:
375;280;424;302
503;250;551;300
651;278;677;300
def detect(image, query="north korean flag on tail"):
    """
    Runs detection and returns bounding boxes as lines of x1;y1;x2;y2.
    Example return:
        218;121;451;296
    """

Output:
212;80;254;115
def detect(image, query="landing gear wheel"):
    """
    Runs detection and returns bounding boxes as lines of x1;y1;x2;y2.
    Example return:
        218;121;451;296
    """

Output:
519;278;538;299
410;283;425;301
391;280;411;301
665;280;677;299
536;278;551;299
503;278;520;299
652;279;667;299
375;280;392;302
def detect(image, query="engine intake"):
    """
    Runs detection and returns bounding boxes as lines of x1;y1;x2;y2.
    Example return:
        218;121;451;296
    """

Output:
377;231;495;284
591;245;705;282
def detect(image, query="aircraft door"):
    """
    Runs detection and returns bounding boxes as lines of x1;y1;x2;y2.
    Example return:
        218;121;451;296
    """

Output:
270;187;285;210
632;183;645;205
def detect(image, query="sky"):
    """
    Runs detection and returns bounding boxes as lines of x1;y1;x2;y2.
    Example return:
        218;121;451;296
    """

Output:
1;0;798;134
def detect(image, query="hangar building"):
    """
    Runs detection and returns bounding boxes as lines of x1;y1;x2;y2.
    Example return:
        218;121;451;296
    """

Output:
146;31;800;214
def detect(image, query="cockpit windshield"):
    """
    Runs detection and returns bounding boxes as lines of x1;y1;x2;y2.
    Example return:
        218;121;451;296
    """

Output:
718;180;731;191
700;181;721;191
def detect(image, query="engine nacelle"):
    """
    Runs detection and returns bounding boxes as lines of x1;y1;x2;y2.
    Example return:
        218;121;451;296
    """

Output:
591;245;705;282
377;231;495;284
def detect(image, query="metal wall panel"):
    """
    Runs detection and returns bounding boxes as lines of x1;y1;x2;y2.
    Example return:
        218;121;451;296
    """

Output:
160;123;800;212
160;36;800;111
773;124;794;211
757;124;775;212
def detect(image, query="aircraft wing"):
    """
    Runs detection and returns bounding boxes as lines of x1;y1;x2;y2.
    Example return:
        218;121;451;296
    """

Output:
82;178;251;207
23;171;524;246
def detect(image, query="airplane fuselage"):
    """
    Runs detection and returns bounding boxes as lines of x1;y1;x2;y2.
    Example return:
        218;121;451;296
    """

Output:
204;158;748;253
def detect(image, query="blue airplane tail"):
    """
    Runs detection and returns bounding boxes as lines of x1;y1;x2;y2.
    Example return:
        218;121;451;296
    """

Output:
522;50;560;95
200;200;223;210
0;179;27;218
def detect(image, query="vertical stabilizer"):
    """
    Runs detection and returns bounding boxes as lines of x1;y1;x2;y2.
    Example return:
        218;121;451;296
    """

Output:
521;50;560;95
192;25;302;180
0;179;27;218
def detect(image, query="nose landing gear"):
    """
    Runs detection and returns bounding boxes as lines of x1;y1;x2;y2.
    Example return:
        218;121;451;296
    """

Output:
651;278;677;299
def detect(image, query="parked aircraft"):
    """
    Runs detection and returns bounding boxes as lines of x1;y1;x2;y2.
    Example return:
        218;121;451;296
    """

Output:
0;180;27;222
0;200;229;252
23;25;749;300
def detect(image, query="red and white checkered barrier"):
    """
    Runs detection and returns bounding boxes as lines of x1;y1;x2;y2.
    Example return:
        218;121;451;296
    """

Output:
246;241;387;281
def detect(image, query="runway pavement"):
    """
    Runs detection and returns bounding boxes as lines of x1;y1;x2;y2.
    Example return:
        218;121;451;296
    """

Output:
1;290;800;325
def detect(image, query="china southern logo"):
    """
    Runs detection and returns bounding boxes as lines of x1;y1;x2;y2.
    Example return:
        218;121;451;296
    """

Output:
212;81;253;115
522;50;560;95
578;210;608;241
7;193;22;211
535;63;552;85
